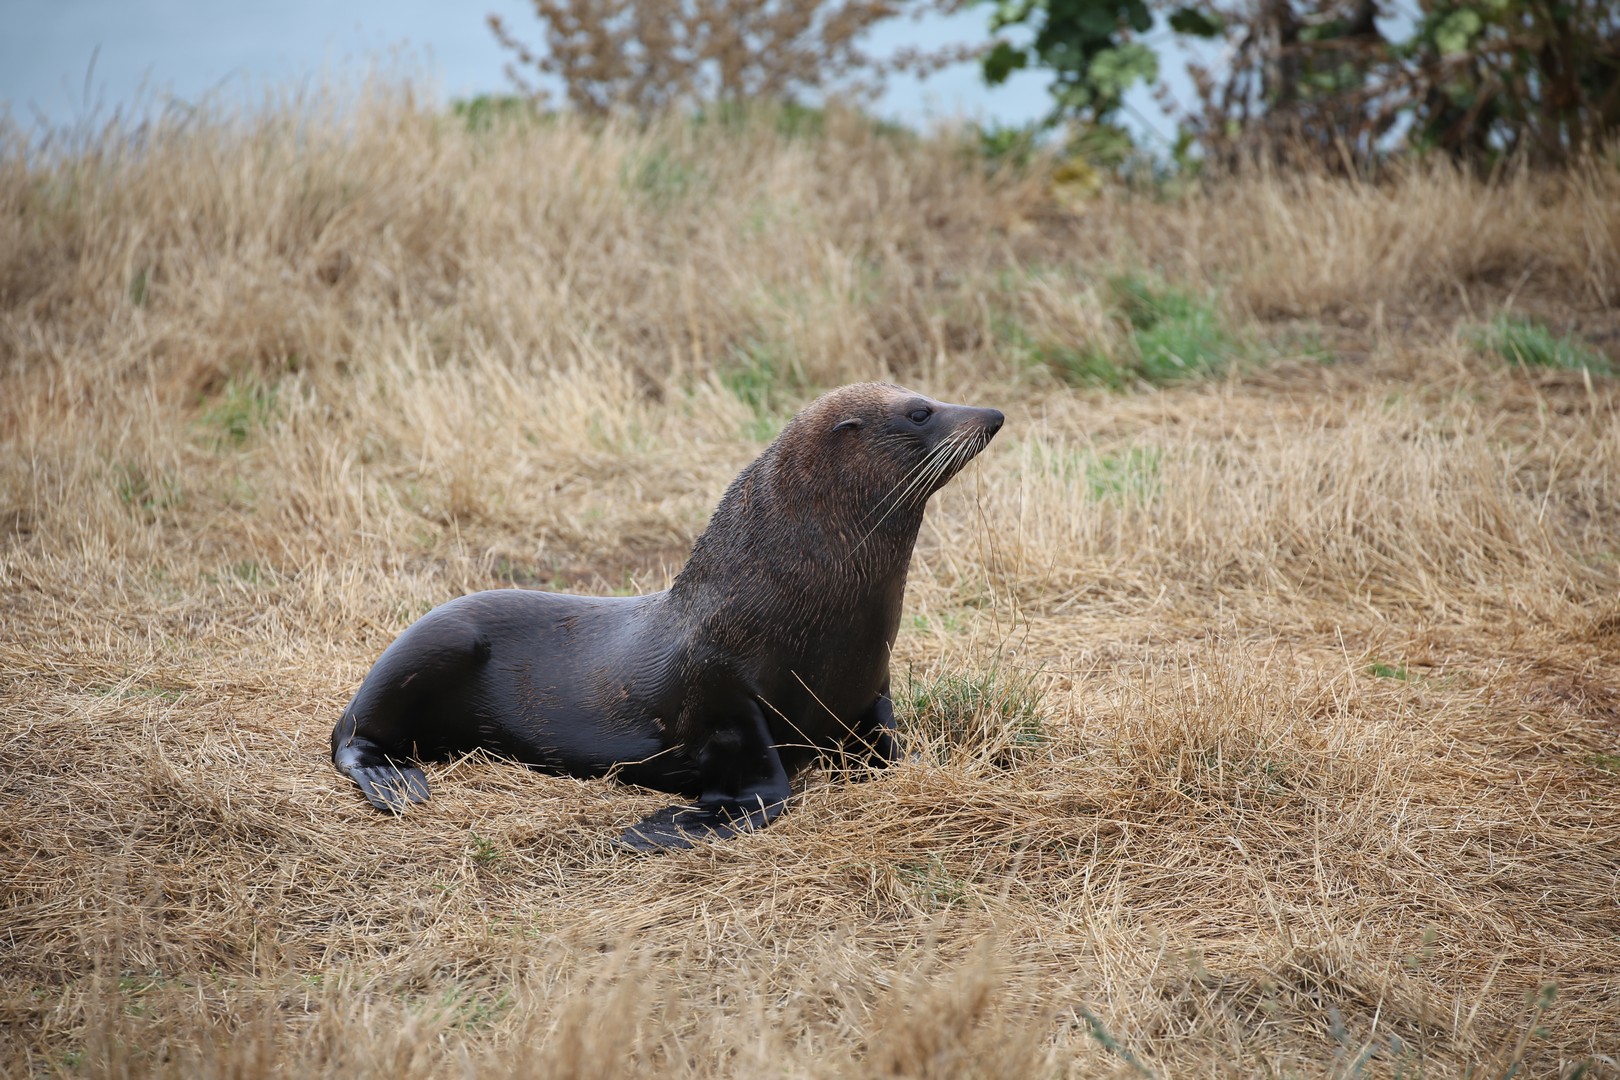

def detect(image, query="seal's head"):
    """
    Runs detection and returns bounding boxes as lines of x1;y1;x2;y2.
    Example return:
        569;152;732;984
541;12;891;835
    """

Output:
675;383;1004;598
775;383;1005;523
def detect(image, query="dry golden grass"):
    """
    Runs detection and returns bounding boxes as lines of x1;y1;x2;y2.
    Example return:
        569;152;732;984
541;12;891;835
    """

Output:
3;84;1619;1077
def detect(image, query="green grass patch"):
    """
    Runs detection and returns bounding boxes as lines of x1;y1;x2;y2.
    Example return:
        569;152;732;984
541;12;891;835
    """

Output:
909;611;967;633
901;665;1046;766
1030;439;1162;502
895;855;972;911
468;831;501;865
1265;324;1334;364
975;120;1043;171
113;462;183;518
1108;273;1235;382
585;414;654;454
1472;314;1613;375
623;146;705;206
1075;1005;1154;1077
721;337;809;441
393;597;437;624
688;100;917;144
995;271;1241;389
1085;446;1162;502
88;681;189;703
1587;753;1620;777
992;312;1130;390
412;984;513;1033
450;94;543;133
1042;342;1135;389
696;100;832;140
1368;662;1412;681
200;378;279;447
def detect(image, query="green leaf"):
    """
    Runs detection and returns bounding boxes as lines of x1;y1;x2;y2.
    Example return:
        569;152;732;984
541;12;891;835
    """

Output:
1089;43;1159;101
983;40;1030;85
1075;5;1119;42
1168;6;1224;36
1434;8;1483;55
1055;81;1097;111
990;0;1038;32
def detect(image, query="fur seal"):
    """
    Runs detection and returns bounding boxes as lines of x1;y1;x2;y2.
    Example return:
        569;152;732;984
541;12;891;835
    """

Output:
331;382;1003;849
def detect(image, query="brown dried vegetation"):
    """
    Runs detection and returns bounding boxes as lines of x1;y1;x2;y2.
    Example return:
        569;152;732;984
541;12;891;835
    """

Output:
489;0;975;117
2;86;1619;1077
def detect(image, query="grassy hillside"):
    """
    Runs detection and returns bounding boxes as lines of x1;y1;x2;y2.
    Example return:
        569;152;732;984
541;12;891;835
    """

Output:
3;86;1619;1077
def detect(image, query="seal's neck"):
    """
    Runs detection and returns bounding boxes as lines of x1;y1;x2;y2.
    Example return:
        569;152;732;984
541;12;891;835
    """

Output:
669;444;924;607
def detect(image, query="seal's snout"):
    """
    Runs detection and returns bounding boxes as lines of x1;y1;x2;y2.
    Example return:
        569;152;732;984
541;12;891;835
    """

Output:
980;408;1005;437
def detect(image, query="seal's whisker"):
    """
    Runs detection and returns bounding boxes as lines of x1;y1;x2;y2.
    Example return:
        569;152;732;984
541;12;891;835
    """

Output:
952;431;984;477
906;446;958;508
896;430;974;511
857;433;964;545
852;429;981;554
911;429;976;502
909;429;973;494
889;441;955;510
862;438;954;530
870;435;956;514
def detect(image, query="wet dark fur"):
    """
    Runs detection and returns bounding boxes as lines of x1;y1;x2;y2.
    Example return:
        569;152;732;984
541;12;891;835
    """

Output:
331;383;1004;848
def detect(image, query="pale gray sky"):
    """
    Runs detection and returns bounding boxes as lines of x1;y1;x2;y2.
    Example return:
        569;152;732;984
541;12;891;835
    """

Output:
2;1;1088;133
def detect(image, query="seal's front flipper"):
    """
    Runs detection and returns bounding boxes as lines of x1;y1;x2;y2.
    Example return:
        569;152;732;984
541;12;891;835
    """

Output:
850;684;902;772
620;795;785;850
619;697;789;851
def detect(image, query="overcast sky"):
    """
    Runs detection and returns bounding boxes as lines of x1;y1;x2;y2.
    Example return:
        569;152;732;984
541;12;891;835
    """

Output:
2;0;1107;135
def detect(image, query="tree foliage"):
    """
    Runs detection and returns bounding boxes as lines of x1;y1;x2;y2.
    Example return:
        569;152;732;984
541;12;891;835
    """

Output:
983;0;1620;170
981;0;1162;160
490;0;977;119
1401;0;1620;162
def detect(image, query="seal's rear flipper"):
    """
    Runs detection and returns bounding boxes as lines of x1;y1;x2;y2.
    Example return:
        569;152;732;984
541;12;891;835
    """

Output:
333;726;430;813
350;763;431;813
619;796;785;851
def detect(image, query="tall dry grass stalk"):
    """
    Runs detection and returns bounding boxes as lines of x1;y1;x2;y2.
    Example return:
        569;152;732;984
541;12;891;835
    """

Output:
3;83;1619;1077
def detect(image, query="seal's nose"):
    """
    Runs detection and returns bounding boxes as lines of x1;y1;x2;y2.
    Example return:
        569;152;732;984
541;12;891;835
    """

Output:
981;408;1005;437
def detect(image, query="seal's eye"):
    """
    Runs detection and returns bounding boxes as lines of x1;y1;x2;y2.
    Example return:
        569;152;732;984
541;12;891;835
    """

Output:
908;407;932;425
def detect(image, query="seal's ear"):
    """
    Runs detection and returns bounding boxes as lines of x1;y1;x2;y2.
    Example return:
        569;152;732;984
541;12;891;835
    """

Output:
832;417;864;433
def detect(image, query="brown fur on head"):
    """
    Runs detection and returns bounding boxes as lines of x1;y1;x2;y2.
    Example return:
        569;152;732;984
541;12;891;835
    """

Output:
770;383;1004;520
673;383;1004;597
